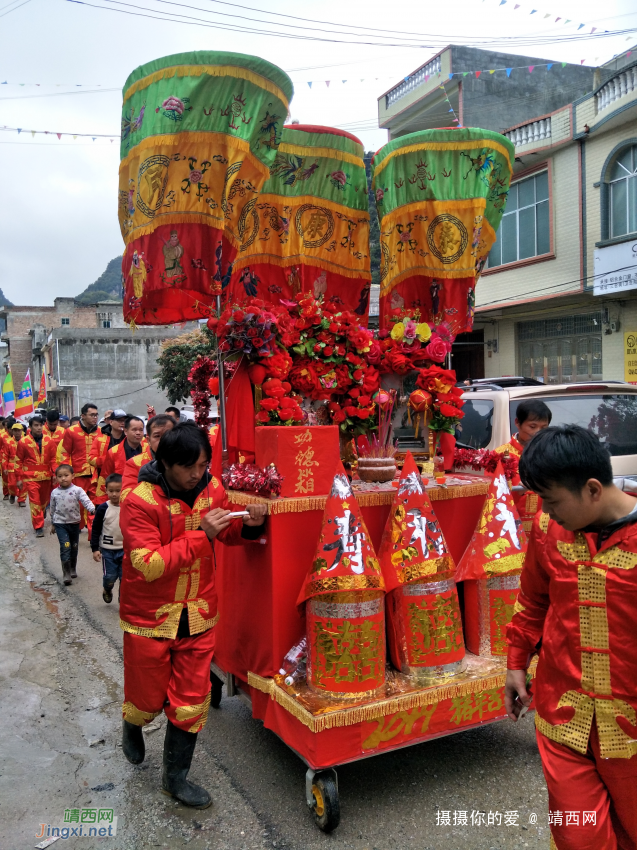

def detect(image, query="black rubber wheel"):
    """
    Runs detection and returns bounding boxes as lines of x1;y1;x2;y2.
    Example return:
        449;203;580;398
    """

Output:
310;774;340;833
210;672;223;709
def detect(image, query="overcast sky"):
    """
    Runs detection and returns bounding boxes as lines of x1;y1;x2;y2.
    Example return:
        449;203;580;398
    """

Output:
1;0;635;305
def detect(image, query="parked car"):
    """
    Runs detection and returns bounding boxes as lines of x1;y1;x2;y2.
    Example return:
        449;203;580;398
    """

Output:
458;379;637;482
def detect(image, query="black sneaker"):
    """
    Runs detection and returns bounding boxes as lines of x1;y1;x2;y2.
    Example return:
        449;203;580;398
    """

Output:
35;528;45;538
102;586;113;604
3;494;9;501
19;502;26;508
9;496;15;504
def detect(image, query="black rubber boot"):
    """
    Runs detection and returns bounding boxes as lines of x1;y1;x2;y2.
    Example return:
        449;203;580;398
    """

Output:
122;720;145;765
62;563;72;586
161;721;211;808
70;552;78;579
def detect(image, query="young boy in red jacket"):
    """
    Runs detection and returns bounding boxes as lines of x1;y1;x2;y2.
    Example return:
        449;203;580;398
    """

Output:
505;425;637;850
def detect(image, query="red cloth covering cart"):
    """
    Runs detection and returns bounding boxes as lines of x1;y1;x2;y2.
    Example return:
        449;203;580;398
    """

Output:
213;473;536;832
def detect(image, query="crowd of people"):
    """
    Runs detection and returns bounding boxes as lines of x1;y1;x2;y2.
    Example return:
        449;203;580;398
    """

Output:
0;399;264;808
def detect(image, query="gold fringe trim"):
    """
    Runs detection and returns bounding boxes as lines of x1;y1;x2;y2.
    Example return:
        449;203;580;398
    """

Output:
255;192;370;219
232;252;371;279
123;211;225;245
227;483;488;514
276;143;364;169
380;197;487;224
373;139;513;180
123;64;290;111
119;131;270;178
247;667;524;733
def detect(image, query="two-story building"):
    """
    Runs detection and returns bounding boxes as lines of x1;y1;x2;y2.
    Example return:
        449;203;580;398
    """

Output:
378;46;637;383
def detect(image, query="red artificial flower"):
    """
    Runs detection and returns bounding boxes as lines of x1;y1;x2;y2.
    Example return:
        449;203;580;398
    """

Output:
353;369;363;381
256;411;271;423
349;387;361;398
291;408;305;422
206;317;219;332
366;339;382;365
233;310;245;322
344;406;358;417
359;395;371;407
424;335;452;363
328;401;341;413
416;366;457;394
262;348;292;380
246;327;258;338
438;403;465;419
362;366;380;394
254;337;264;347
332;409;346;424
383;348;413;376
208;377;220;395
259;398;280;411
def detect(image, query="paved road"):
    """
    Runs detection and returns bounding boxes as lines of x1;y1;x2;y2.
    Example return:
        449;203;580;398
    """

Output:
0;498;551;849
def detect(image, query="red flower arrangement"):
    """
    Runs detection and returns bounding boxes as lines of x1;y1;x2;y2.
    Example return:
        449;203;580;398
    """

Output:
453;447;519;481
256;378;305;426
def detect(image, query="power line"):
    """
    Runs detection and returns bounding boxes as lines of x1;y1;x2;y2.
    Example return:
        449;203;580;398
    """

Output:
66;0;637;49
0;88;120;101
0;0;31;16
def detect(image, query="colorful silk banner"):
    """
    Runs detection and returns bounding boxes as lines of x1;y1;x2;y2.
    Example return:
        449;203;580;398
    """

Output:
15;370;34;417
2;370;15;416
118;51;293;325
227;124;372;321
372;128;514;332
37;371;47;405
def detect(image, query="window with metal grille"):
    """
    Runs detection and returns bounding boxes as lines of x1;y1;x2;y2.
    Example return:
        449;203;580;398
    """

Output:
97;312;112;329
487;171;550;268
61;318;70;326
518;313;602;383
609;144;637;238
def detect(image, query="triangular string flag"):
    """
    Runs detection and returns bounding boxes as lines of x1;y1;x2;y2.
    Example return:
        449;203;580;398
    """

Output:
307;81;312;88
506;68;512;76
578;23;584;29
475;71;482;78
529;65;535;73
455;461;528;582
325;80;330;87
547;63;553;70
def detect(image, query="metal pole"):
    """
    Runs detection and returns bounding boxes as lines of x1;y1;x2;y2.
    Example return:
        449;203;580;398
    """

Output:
215;294;228;453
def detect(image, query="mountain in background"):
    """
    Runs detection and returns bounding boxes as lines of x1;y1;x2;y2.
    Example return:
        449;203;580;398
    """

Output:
75;256;123;304
0;287;14;308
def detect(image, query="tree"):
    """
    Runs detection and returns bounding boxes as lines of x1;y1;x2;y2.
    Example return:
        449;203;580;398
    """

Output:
365;152;381;287
75;256;123;304
155;326;216;404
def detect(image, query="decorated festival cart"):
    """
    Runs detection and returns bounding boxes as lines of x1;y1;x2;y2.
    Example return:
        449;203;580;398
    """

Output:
118;51;532;832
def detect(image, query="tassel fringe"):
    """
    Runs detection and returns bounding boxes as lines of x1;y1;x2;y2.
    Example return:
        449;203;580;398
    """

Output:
247;661;536;733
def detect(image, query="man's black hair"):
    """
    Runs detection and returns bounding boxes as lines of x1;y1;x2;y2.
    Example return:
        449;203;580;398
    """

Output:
46;409;60;423
29;416;45;428
516;399;553;426
6;417;15;428
70;416;81;425
105;473;122;487
81;402;98;415
124;415;144;429
165;406;181;417
0;416;4;423
56;463;74;475
519;425;613;494
155;421;211;469
147;413;175;436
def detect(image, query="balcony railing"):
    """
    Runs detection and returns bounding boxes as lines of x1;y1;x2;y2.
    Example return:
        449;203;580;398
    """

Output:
596;66;637;113
385;56;443;109
504;117;552;147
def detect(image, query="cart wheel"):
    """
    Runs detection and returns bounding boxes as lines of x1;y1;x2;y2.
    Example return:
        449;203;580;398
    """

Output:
210;672;223;709
310;773;340;833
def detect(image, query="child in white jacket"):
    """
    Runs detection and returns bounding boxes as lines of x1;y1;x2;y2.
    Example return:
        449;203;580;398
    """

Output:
50;464;95;585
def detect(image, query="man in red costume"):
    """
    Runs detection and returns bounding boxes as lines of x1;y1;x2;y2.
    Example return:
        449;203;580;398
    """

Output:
89;409;127;492
121;413;175;493
59;402;101;532
17;415;56;537
120;422;266;807
6;420;27;506
44;409;66;455
94;415;147;504
505;425;637;850
0;417;11;499
495;398;552;533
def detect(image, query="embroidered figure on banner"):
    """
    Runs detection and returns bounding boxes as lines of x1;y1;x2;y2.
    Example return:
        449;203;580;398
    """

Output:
460;149;496;185
161;230;186;286
128;250;147;299
181;157;211;199
239;267;260;297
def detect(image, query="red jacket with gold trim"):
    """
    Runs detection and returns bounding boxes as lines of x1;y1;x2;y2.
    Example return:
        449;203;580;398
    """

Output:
122;447;152;494
507;508;637;759
59;422;102;478
0;430;12;471
119;462;251;640
495;435;542;533
16;433;57;481
44;423;65;454
95;439;149;503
